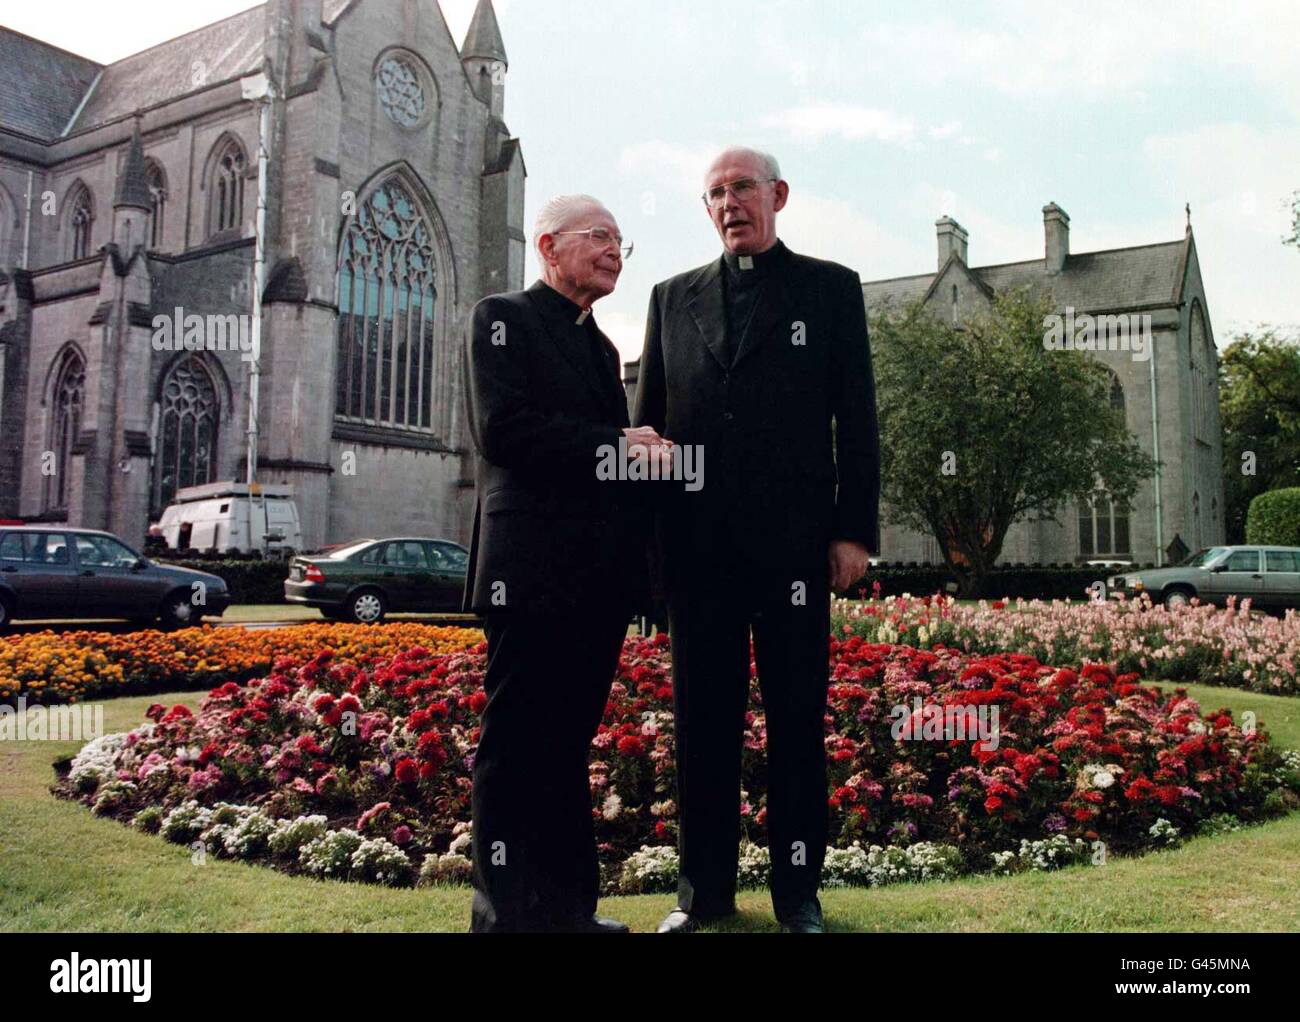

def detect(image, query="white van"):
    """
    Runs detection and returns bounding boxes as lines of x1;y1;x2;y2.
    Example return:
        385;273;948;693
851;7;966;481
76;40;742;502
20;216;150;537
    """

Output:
156;481;303;557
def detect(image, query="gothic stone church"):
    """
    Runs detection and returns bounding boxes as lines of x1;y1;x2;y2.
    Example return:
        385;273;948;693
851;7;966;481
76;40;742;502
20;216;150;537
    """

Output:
0;0;524;550
861;205;1225;567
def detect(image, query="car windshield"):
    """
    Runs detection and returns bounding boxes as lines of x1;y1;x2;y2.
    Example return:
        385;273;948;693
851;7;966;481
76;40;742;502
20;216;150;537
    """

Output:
1181;547;1229;567
323;540;376;560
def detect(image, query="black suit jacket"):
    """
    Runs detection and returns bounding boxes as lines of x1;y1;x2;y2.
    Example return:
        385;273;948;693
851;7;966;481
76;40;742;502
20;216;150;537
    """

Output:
632;242;880;597
461;281;649;615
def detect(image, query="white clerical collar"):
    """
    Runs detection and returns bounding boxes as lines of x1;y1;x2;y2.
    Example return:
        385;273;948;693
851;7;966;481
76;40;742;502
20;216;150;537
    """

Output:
738;255;754;270
575;308;591;325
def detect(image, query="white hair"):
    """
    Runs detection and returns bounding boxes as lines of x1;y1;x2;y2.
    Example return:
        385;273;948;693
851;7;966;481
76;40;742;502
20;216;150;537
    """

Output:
532;194;608;251
705;146;782;185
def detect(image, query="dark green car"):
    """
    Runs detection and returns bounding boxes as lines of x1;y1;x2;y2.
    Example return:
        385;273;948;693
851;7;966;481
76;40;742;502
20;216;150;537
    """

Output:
284;537;470;623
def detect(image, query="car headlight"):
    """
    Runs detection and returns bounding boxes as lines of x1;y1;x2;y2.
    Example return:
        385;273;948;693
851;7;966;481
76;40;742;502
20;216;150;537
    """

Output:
1124;576;1143;590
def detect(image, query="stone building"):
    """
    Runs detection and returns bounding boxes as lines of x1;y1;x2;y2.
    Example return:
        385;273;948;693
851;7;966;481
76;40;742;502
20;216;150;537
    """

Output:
0;0;524;550
860;204;1225;566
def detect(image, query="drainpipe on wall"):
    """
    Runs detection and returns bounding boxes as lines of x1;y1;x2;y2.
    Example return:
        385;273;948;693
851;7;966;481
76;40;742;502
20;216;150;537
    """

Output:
21;170;33;268
1149;331;1164;566
241;70;275;488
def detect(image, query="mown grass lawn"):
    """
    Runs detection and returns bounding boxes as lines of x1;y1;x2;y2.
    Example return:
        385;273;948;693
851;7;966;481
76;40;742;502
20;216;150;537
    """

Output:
2;683;1297;933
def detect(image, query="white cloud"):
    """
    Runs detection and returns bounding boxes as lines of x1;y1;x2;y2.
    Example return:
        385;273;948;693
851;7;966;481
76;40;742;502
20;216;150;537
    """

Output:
779;191;929;282
617;141;719;196
761;105;918;148
1142;123;1300;335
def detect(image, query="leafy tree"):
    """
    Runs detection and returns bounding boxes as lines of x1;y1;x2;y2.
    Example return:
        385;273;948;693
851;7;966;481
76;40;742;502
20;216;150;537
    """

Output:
1286;190;1299;251
1220;330;1300;541
871;287;1155;595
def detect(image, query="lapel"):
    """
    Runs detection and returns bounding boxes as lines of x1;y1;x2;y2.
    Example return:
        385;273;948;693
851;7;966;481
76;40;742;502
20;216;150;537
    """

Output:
590;322;630;423
683;247;800;371
525;283;611;410
733;265;795;369
685;260;731;371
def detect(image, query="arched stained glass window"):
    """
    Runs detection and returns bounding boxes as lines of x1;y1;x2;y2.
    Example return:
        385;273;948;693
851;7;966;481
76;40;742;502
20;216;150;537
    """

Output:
44;347;84;513
210;139;247;236
146;161;167;249
155;355;220;508
69;186;93;260
335;178;439;432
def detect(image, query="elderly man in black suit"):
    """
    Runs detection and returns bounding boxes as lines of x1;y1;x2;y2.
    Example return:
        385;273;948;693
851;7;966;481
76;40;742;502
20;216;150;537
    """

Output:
633;147;880;933
462;194;670;933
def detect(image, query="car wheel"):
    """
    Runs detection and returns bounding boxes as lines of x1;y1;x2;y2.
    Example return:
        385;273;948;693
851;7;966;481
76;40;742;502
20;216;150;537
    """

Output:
160;591;200;630
347;589;386;625
0;597;11;629
1162;587;1193;610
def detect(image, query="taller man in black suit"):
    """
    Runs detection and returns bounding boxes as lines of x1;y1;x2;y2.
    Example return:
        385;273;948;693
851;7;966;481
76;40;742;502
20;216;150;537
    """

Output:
633;147;880;933
462;195;671;932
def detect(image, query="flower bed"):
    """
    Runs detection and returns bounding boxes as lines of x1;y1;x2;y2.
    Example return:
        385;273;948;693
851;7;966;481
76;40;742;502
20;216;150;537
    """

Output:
1;623;483;705
835;592;1300;696
54;634;1300;893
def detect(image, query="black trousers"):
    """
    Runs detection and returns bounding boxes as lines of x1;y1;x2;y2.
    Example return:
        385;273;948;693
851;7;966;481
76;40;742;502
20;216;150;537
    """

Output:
666;567;831;921
469;607;629;932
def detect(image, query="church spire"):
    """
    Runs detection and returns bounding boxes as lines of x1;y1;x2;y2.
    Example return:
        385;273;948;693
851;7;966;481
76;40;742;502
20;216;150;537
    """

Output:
462;0;507;68
114;120;152;211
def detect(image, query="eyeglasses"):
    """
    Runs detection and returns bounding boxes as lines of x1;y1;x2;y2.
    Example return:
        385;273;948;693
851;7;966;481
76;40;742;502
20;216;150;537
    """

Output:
701;177;777;209
552;227;634;259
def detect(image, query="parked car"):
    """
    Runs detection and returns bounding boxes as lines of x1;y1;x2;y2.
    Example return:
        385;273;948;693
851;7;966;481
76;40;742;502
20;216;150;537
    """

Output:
284;537;470;623
1109;545;1300;610
0;526;231;629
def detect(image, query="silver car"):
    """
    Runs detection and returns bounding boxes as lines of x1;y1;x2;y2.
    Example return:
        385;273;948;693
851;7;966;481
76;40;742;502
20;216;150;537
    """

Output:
1110;545;1300;610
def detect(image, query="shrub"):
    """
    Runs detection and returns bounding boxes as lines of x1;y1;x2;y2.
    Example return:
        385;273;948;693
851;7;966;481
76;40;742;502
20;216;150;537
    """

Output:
1245;488;1300;546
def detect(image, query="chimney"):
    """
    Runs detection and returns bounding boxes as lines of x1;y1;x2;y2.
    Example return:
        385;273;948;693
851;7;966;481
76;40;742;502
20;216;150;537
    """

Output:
935;215;967;268
1043;202;1069;275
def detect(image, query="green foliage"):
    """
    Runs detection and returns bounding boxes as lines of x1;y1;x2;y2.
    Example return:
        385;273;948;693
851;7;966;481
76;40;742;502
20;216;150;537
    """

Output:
1245;488;1300;545
871;287;1155;592
160;557;288;604
1220;331;1300;541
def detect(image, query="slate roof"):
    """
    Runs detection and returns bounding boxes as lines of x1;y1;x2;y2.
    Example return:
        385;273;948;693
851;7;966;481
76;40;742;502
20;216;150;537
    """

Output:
862;237;1189;315
66;5;266;134
0;27;101;139
2;1;501;140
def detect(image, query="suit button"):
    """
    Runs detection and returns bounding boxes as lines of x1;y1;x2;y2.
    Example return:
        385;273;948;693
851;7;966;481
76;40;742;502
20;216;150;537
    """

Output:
724;412;735;421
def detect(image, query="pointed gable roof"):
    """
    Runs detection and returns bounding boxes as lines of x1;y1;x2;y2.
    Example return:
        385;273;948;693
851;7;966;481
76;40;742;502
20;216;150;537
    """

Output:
462;0;507;66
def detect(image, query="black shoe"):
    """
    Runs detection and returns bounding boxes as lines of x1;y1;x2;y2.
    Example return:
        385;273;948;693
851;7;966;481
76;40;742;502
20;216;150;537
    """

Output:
655;908;701;933
561;914;630;934
777;902;825;933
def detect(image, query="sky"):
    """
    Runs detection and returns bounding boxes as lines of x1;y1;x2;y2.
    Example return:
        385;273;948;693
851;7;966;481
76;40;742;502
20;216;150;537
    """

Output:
7;0;1299;363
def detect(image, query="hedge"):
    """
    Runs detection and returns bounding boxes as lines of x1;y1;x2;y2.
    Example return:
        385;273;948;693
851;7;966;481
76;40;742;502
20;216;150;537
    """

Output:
849;563;1157;601
1246;488;1300;546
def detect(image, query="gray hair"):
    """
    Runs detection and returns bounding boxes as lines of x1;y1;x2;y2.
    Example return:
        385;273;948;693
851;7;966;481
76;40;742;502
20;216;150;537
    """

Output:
533;194;608;250
705;146;782;185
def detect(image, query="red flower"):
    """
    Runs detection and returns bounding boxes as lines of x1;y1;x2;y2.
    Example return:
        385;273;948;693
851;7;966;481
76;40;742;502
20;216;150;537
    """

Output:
395;758;419;784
